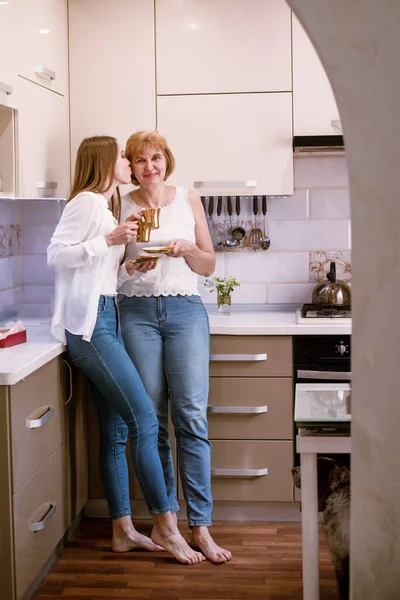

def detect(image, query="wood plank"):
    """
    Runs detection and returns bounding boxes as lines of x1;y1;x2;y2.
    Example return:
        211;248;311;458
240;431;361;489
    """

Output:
33;519;339;599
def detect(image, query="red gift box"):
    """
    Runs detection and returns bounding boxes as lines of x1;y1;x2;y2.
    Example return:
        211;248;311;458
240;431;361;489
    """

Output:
0;329;27;348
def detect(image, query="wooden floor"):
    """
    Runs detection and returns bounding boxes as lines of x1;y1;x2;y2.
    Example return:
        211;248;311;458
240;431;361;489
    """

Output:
33;519;339;600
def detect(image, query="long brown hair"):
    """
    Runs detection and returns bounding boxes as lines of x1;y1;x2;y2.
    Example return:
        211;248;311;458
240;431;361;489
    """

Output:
69;136;118;202
124;131;175;186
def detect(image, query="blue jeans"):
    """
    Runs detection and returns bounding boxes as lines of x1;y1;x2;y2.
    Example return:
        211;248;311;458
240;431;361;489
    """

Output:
65;295;171;519
118;294;212;527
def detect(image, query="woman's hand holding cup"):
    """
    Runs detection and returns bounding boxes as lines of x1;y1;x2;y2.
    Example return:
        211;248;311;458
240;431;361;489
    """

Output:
105;213;142;246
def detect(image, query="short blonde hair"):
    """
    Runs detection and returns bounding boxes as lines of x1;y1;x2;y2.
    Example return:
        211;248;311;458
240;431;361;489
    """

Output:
124;131;175;186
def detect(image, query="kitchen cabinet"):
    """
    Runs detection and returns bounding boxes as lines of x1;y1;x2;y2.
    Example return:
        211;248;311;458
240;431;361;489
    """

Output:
157;92;293;196
0;355;88;600
292;14;340;136
15;0;68;97
156;0;292;95
0;0;18;109
177;335;294;507
15;76;70;198
68;0;156;164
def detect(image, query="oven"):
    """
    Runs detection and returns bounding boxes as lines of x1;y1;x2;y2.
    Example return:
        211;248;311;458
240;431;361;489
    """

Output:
293;334;351;466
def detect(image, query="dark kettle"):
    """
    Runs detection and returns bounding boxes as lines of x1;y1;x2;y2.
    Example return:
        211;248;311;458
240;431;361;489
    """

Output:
311;261;351;306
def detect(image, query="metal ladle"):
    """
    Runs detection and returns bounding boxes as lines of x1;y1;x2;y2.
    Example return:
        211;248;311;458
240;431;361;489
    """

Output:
223;196;238;249
260;195;271;250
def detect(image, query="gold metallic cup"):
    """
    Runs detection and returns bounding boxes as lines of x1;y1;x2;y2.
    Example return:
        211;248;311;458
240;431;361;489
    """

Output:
137;221;152;242
141;208;161;229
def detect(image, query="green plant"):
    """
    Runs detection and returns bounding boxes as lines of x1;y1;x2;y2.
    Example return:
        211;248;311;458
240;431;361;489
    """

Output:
204;276;240;308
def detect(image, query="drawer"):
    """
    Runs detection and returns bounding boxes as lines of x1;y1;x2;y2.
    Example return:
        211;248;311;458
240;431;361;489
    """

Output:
210;335;292;377
10;358;65;493
209;440;293;501
208;378;293;440
13;445;67;600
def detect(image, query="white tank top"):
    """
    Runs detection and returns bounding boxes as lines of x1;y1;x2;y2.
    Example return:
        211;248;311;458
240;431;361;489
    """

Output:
118;187;199;297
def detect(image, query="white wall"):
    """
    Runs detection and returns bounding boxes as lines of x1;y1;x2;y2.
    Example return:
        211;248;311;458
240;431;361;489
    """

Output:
287;0;400;597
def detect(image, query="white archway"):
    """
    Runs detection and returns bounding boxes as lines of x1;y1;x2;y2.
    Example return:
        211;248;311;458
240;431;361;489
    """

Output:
286;1;400;597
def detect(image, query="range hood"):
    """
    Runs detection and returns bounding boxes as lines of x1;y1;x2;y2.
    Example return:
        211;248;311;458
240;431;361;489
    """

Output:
293;135;345;154
293;119;345;154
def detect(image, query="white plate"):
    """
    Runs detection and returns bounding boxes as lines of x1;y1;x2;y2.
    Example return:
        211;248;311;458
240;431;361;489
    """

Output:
142;246;172;255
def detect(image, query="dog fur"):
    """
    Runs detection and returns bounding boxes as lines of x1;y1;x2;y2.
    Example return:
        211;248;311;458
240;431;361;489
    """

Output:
292;457;350;600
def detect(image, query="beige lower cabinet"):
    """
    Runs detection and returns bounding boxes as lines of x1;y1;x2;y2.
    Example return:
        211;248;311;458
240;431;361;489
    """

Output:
0;354;88;600
205;335;294;508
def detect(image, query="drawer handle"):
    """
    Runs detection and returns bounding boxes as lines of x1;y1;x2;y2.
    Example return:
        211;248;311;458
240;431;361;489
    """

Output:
26;405;55;429
29;502;57;532
210;353;267;362
61;359;73;405
34;65;56;81
208;405;268;414
194;180;257;188
0;81;12;95
211;468;268;478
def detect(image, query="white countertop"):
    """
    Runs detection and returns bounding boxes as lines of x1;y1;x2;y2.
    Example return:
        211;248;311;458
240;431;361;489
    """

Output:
0;322;64;385
208;309;351;336
0;310;351;386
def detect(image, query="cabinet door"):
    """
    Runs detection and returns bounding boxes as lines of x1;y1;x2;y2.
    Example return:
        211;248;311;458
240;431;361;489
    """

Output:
0;0;19;108
292;15;340;136
15;0;68;96
62;360;89;525
15;77;69;198
156;0;292;95
157;93;293;196
68;0;156;163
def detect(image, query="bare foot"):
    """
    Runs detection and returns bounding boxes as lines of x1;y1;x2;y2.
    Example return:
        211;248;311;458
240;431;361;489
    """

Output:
190;526;232;563
112;528;165;553
151;525;206;565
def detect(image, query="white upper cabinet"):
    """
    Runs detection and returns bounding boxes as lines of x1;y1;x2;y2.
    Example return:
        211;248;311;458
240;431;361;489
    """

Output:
16;77;69;198
69;0;156;163
156;0;292;95
0;0;18;108
157;93;293;196
292;15;340;136
15;0;68;97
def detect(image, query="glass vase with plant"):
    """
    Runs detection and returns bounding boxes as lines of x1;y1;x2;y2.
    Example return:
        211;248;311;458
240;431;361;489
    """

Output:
204;276;240;314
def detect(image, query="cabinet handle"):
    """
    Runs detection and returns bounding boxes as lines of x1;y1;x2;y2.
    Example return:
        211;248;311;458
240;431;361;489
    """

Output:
29;502;57;532
210;353;267;362
194;180;257;188
211;468;268;478
37;181;58;189
208;405;268;414
61;359;73;405
34;65;56;81
297;369;351;381
0;81;12;95
26;405;55;429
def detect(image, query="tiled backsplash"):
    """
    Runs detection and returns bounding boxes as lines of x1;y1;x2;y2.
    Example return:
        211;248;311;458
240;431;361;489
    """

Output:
0;155;351;317
199;155;351;306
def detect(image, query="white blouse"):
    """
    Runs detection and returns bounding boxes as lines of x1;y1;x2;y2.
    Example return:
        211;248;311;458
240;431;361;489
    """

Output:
47;192;124;343
118;187;199;297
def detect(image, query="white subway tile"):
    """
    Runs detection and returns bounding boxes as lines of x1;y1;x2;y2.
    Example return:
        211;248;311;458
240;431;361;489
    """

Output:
22;223;56;255
0;286;22;309
225;251;309;283
22;200;62;224
294;156;349;187
230;283;267;304
9;256;22;288
266;283;315;304
267;189;309;220
268;220;351;251
0;200;21;225
18;303;52;318
309;188;350;219
23;256;54;285
0;258;11;290
22;285;54;304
